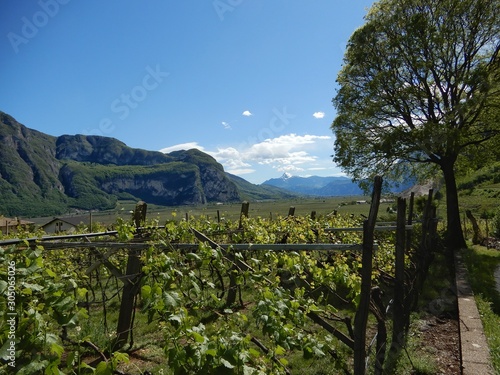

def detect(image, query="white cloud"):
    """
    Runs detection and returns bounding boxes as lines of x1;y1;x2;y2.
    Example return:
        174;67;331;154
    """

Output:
209;133;331;177
221;121;231;130
313;111;325;119
159;142;205;154
246;134;330;160
242;110;252;117
206;147;254;175
227;168;255;175
307;167;328;171
277;164;305;173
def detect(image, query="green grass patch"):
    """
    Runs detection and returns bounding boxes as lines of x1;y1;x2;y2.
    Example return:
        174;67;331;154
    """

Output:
475;296;500;374
417;251;456;312
461;246;500;314
81;196;381;228
390;250;456;375
461;245;500;372
391;328;439;375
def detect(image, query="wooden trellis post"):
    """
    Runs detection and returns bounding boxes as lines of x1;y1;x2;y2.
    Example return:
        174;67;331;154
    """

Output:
391;197;407;355
239;201;250;229
354;176;382;375
113;201;147;351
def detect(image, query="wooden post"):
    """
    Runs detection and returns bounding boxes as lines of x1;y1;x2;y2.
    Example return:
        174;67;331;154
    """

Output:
404;192;415;326
217;210;220;223
311;211;316;220
391;197;406;355
422;190;433;250
406;193;414;254
372;287;387;375
354;176;382;375
133;201;147;228
113;201;146;351
415;190;434;296
288;206;295;217
465;210;482;245
239;201;249;228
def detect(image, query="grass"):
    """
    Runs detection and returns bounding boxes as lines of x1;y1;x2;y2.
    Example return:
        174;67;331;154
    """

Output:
388;249;457;375
390;329;439;375
71;255;359;374
28;196;383;228
476;296;500;373
97;196;377;224
461;245;500;314
461;245;500;373
75;298;169;373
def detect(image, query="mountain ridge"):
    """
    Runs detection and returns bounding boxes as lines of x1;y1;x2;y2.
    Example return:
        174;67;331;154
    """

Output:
262;174;365;196
0;111;290;217
262;173;415;196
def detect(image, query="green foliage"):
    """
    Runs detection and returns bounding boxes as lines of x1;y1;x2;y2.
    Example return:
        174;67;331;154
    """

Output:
138;214;399;373
462;246;500;372
0;245;87;373
461;246;500;314
0;213;406;373
494;207;500;238
458;162;500;191
332;0;500;248
476;297;500;373
332;0;500;181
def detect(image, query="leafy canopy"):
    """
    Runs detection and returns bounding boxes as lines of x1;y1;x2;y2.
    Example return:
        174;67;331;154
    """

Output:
332;0;500;183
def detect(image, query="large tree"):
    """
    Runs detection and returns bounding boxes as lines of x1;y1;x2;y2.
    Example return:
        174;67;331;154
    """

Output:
331;0;500;249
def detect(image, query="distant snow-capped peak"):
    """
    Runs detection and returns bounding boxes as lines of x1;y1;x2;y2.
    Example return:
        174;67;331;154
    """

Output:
281;172;293;180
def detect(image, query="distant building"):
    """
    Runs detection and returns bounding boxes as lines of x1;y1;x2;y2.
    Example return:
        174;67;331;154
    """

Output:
0;217;35;235
42;216;89;234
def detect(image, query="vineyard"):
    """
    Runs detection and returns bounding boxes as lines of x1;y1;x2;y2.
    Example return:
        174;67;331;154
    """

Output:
0;178;439;374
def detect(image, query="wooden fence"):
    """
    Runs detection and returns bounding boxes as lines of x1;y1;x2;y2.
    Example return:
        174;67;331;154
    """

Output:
1;177;438;374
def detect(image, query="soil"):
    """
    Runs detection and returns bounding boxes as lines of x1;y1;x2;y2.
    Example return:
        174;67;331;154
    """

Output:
414;314;461;374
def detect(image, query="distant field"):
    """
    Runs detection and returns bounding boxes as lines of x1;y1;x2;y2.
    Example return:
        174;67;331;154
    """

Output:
29;195;402;228
92;196;381;224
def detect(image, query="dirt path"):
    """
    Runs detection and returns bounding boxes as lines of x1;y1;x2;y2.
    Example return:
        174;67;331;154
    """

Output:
417;315;461;374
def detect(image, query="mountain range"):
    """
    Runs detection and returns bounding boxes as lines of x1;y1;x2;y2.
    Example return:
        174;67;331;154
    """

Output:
262;173;365;196
0;111;376;218
0;111;309;217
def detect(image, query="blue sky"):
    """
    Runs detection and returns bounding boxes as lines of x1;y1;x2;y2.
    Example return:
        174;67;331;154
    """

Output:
0;1;374;184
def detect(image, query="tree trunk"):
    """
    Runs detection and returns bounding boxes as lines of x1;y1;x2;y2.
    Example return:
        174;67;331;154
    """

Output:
441;161;467;250
465;210;483;245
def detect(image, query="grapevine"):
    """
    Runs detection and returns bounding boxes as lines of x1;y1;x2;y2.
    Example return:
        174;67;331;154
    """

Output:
0;210;411;374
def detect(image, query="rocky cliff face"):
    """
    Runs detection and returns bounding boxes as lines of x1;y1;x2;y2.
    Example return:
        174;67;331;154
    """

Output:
100;168;207;206
0;111;241;216
56;134;173;165
169;149;240;202
0;112;68;216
